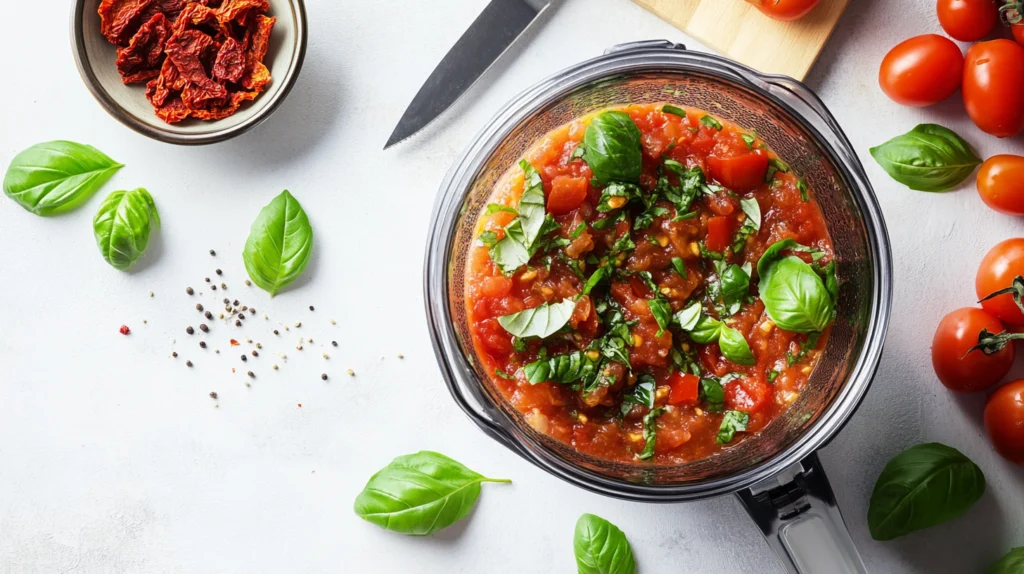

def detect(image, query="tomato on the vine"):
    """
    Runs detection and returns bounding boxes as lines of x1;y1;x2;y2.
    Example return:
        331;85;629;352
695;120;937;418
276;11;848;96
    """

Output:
984;379;1024;465
978;155;1024;216
932;307;1016;392
747;0;821;21
937;0;999;41
976;238;1024;325
879;35;963;107
963;40;1024;137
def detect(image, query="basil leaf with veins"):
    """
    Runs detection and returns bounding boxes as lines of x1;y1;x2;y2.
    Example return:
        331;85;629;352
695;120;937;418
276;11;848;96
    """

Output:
488;160;548;274
92;188;160;271
497;299;575;339
4;140;123;215
242;190;314;296
574;514;636;574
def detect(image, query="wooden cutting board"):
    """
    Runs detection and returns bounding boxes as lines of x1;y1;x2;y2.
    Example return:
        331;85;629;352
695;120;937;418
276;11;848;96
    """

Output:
632;0;850;80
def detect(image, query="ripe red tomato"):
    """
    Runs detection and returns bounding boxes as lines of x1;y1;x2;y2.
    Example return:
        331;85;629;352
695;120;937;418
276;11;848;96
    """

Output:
984;379;1024;465
963;40;1024;137
879;35;963;107
977;155;1024;216
932;307;1013;392
707;149;769;192
976;238;1024;325
937;0;998;41
1013;23;1024;47
748;0;821;21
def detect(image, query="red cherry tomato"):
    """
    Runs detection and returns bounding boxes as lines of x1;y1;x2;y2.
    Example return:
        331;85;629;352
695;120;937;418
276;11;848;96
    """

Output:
667;372;700;405
1012;23;1024;47
748;0;821;21
984;379;1024;465
977;238;1024;325
879;35;963;107
963;40;1024;137
937;0;998;41
931;307;1013;392
707;149;769;192
547;176;588;215
705;216;733;253
977;155;1024;216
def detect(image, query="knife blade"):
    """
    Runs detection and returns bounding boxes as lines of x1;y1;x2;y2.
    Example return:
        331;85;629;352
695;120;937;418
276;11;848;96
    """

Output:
384;0;552;149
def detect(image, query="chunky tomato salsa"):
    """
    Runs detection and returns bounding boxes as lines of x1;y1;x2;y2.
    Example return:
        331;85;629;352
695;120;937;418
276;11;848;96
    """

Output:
465;104;837;464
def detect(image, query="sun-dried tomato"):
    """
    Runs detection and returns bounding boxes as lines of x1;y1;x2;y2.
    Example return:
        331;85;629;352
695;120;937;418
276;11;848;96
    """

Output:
116;12;171;84
99;0;155;45
241;15;275;91
212;37;246;83
215;0;269;25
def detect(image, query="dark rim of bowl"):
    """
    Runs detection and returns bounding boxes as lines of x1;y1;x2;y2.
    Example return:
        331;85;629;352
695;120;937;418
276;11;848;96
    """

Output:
69;0;308;146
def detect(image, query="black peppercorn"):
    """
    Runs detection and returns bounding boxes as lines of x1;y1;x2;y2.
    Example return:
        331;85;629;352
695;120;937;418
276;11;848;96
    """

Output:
196;304;204;312
332;341;338;347
172;351;178;358
273;330;279;335
205;277;210;283
247;371;255;378
252;350;259;357
205;311;213;320
238;314;245;321
211;285;217;291
209;391;217;398
199;324;209;333
321;373;328;380
186;287;194;295
200;341;207;348
223;298;230;305
233;300;240;306
235;320;242;327
221;283;227;290
186;326;194;335
209;249;216;256
186;360;193;367
216;269;223;275
241;354;247;361
309;305;315;311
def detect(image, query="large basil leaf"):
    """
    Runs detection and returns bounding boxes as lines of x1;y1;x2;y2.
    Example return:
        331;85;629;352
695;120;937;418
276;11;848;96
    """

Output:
988;547;1024;574
92;188;160;271
688;314;723;344
760;256;834;333
497;299;575;339
574;514;636;574
719;325;755;366
353;451;510;536
719;262;751;315
4;141;124;215
242;190;314;297
584;111;643;184
674;302;702;331
867;443;985;541
869;124;981;192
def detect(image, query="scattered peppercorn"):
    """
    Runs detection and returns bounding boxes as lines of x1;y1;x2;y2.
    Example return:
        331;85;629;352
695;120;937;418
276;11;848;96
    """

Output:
272;364;279;370
205;311;213;320
196;304;204;312
256;342;262;349
211;285;217;290
186;360;193;367
200;341;207;348
309;305;315;311
119;325;131;335
235;320;242;327
347;369;355;376
149;291;154;297
238;314;245;321
186;287;194;295
252;350;259;357
209;249;216;256
245;279;252;286
273;330;279;335
216;269;223;275
295;322;302;328
321;373;328;380
331;341;338;347
186;326;194;335
241;355;247;362
220;283;227;290
172;351;178;358
241;306;248;312
209;391;217;399
199;324;209;333
223;298;230;304
296;345;303;350
397;353;404;359
205;277;211;283
247;371;255;378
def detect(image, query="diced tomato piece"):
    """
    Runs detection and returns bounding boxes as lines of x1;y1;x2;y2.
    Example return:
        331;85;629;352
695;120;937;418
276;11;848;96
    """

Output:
706;216;733;253
480;276;512;298
725;376;771;413
668;373;700;405
548;176;589;214
707;149;769;191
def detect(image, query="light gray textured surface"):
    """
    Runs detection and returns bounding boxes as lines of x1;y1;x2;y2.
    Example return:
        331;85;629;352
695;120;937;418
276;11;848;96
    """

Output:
1;0;1022;572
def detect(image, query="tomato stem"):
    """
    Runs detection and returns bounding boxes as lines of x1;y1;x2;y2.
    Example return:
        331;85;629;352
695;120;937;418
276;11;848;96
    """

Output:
978;275;1024;315
966;328;1024;357
1000;1;1024;25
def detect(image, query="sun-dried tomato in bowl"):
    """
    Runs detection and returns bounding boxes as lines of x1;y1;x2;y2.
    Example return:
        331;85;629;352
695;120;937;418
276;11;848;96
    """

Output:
98;0;276;124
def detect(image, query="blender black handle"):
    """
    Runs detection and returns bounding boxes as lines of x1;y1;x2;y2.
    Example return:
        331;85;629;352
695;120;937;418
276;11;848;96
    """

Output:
737;453;867;574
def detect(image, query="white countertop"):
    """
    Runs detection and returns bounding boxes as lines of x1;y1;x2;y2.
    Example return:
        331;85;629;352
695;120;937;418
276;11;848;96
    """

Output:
2;0;1022;572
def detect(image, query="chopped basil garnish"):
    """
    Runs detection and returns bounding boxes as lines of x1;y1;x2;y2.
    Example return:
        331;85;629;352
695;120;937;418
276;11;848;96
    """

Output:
700;378;725;413
671;257;687;278
570;143;586;161
717;410;749;444
637;407;665;460
495;368;516;380
797;179;810;202
620;375;655;417
674;302;702;331
647;298;672;337
700;115;724;130
741;133;756;149
478;230;498;247
786;331;822;366
488;161;552;274
768;370;780;383
662;104;687;118
485;203;517;215
497;299;576;339
570;222;587;238
765;158;790;182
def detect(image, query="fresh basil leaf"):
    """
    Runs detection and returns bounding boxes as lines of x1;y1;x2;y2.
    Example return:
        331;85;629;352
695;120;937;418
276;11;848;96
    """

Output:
760;256;835;333
597;182;643;213
662;104;687;118
757;239;817;284
584;111;643;184
869;124;981;192
570;222;587;238
525;351;596;384
488;161;550;275
768;370;780;383
517;160;547;243
620;375;655;417
700;115;724;130
720;264;750;315
671;257;687;278
988;547;1024;574
797;179;810;202
570;143;586;161
719;325;755;366
242;190;314;297
353;451;510;536
92;188;159;271
489;221;531;273
867;443;985;541
574;514;636;574
497;299;575;339
478;230;498;247
674;302;702;331
583;265;611;295
716;410;749;444
512;336;528;353
689;314;723;344
741;133;756;149
648;298;672;337
485;203;517;215
700;378;725;412
3;141;124;216
740;197;761;230
495;368;515;380
637;407;665;460
699;242;724;261
611;232;636;255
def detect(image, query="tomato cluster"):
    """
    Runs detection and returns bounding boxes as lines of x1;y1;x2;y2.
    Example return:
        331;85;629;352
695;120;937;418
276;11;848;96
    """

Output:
932;238;1024;465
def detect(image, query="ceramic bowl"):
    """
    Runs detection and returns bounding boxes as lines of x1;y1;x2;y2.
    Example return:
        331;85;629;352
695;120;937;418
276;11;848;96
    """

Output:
71;0;307;145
